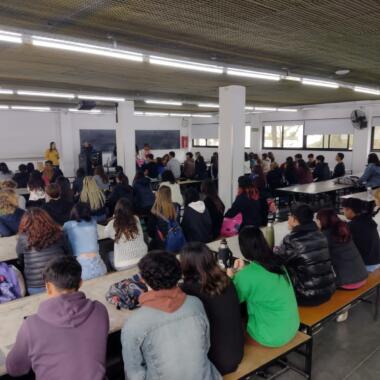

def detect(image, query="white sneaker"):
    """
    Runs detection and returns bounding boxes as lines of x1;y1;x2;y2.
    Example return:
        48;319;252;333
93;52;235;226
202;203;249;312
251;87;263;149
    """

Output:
336;311;349;322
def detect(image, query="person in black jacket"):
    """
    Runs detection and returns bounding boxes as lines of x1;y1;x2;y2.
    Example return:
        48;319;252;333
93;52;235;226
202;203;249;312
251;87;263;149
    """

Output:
132;172;155;215
12;164;29;188
180;242;244;375
107;173;134;215
195;155;208;180
181;187;212;243
266;162;284;193
142;154;159;179
313;155;331;182
283;157;298;185
72;168;85;201
332;153;346;178
43;183;73;225
316;208;368;288
342;198;380;272
275;203;336;306
201;179;225;240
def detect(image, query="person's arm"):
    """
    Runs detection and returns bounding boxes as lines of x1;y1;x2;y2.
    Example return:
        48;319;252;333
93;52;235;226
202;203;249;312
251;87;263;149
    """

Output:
359;165;373;184
224;197;241;218
6;321;32;377
273;235;299;263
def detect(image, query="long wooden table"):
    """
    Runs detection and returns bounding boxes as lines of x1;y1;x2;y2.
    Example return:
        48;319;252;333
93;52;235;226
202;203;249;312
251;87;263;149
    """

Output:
0;224;108;263
0;268;137;376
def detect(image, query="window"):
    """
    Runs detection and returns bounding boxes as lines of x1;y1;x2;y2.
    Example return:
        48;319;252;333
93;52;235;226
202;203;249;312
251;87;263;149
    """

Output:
329;134;349;149
372;127;380;150
245;125;251;148
306;135;324;149
263;125;282;148
207;138;219;147
283;125;303;148
192;138;206;146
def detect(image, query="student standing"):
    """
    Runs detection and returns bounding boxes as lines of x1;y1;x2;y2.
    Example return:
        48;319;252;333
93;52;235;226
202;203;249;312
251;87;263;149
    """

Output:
195;154;208;180
44;141;60;167
183;152;196;178
0;189;25;237
159;170;184;206
121;251;221;380
275;203;336;306
342;198;380;272
229;226;299;347
142;154;159;179
105;198;147;270
17;208;68;294
211;152;218;178
332;153;346;178
359;153;380;188
313;155;331;181
80;177;107;223
6;256;109;380
166;151;181;179
180;243;244;375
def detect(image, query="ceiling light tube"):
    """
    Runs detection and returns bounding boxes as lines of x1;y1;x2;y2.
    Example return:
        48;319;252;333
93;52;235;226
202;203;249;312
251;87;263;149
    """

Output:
169;113;191;117
68;108;101;113
0;30;22;44
284;75;301;82
245;106;254;110
77;95;125;102
11;106;51;111
354;86;380;96
302;78;339;88
145;99;183;106
227;68;280;81
32;36;143;62
134;111;145;116
277;108;298;112
149;55;223;74
198;103;219;108
254;106;277;111
144;112;169;117
17;90;75;99
191;114;212;118
0;89;14;95
0;105;10;109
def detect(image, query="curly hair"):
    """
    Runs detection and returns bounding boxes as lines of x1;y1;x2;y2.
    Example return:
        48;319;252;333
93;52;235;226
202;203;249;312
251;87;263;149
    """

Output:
19;208;62;251
138;250;182;290
114;198;138;242
0;180;17;190
0;189;18;215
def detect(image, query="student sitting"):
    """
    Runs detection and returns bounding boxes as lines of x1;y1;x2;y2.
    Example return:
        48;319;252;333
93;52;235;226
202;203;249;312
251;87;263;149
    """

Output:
182;187;212;243
359;153;380;188
12;164;29;188
63;202;107;280
6;256;109;380
0;162;13;181
148;186;180;249
307;153;316;169
42;160;56;186
121;251;221;380
296;159;313;184
266;162;284;192
195;154;208;180
93;165;110;192
143;154;159;179
180;243;244;375
42;183;73;225
332;153;346;178
261;153;271;174
159;169;183;206
0;180;26;209
72;167;85;200
183;152;196;178
166;151;181;179
342;198;380;272
17;208;69;295
0;189;25;237
55;176;74;203
80;176;107;223
275;203;336;306
107;172;134;215
313;155;331;181
225;176;265;228
105;198;147;270
201;179;225;240
250;165;266;191
229;226;299;347
283;157;298;185
27;170;46;207
133;172;155;215
316;208;368;289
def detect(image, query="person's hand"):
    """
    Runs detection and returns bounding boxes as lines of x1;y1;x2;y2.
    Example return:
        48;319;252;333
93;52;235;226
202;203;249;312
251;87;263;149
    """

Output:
234;259;245;271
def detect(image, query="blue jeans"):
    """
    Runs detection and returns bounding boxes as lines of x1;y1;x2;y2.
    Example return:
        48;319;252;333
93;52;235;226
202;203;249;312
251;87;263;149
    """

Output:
366;264;380;272
77;255;107;280
28;287;45;295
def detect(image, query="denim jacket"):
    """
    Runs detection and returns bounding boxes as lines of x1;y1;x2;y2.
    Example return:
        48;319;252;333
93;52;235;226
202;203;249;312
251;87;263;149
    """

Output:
121;295;222;380
359;163;380;188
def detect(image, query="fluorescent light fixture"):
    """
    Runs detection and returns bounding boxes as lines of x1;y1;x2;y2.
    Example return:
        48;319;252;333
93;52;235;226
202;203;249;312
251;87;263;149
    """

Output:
0;30;22;44
0;89;13;95
32;36;143;62
227;68;280;81
11;106;51;111
145;99;183;106
144;112;169;117
302;78;339;88
245;106;254;110
68;108;101;113
354;86;380;96
198;103;219;108
77;95;125;102
191;114;212;118
149;55;223;74
17;90;75;99
0;105;9;109
254;106;277;111
134;111;145;116
169;113;191;117
278;108;298;112
284;75;301;82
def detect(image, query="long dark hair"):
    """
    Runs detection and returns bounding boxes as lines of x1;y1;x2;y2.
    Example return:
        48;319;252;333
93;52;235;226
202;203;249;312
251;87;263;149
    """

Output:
297;159;310;172
28;170;45;191
94;165;108;184
180;242;230;296
116;172;130;188
55;176;74;203
70;202;92;222
316;208;351;243
114;198;138;242
201;179;225;214
239;226;286;276
368;153;380;166
0;162;11;175
252;165;266;190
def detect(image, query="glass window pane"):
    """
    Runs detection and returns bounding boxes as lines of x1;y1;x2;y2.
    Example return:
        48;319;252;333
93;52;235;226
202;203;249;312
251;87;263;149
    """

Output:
330;134;348;149
323;135;329;149
263;125;282;148
283;125;303;148
207;138;219;147
372;127;380;150
306;135;324;149
193;138;206;146
245;125;251;148
348;134;354;150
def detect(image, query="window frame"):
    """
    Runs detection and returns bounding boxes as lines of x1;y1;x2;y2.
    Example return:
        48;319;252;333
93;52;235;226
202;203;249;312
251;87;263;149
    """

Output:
371;126;380;151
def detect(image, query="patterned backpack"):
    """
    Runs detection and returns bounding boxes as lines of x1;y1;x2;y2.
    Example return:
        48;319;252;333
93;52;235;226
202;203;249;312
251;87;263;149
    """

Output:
0;263;21;304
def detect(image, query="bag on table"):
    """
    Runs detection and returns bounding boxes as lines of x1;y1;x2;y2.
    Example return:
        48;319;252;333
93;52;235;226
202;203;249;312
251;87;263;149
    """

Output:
106;273;148;310
0;263;22;304
220;213;243;237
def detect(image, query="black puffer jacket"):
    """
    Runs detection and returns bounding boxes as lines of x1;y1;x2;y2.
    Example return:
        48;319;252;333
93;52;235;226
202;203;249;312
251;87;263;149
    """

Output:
276;222;336;306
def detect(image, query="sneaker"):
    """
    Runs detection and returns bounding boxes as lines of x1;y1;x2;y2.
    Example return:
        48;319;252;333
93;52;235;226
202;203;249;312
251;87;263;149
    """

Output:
336;311;349;322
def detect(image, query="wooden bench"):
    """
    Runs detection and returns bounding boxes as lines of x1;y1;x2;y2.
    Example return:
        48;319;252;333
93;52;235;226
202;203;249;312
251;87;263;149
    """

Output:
299;269;380;335
223;331;312;380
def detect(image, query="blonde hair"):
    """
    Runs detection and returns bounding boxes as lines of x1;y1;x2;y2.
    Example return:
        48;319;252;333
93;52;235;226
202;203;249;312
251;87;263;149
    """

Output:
0;189;18;215
373;188;380;206
80;176;105;211
0;180;17;190
151;185;176;220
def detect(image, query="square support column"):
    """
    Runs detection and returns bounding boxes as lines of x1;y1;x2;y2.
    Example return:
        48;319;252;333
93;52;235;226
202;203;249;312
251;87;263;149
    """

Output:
218;85;246;209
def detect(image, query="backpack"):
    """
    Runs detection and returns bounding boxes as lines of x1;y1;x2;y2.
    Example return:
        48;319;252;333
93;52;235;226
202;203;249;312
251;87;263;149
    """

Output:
220;213;243;237
106;273;148;310
0;263;21;304
157;217;186;253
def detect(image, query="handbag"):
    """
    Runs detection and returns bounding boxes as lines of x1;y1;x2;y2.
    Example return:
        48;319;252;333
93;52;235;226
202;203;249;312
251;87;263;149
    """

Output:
220;213;243;237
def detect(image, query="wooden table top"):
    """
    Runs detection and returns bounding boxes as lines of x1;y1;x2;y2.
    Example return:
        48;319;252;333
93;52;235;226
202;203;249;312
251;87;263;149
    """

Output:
277;179;353;195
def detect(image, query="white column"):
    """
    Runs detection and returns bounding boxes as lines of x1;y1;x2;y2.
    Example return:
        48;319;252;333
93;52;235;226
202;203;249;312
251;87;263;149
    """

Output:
117;101;136;181
59;111;76;176
218;85;246;209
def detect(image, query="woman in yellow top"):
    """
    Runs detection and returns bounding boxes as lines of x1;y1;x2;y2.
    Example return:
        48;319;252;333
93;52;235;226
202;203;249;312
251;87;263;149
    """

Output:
44;142;60;167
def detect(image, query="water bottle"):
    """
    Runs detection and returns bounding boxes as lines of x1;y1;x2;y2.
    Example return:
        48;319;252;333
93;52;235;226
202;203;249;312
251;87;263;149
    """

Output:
367;186;372;200
265;220;275;249
217;239;233;269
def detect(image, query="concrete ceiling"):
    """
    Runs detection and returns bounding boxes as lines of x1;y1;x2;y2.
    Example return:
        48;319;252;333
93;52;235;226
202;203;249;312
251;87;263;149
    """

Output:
0;0;380;111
